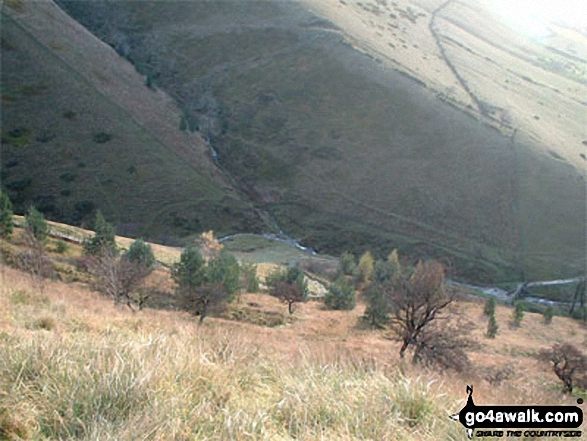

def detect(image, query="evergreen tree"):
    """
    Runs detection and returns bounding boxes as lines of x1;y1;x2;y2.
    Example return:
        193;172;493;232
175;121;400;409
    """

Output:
484;297;496;316
172;246;207;294
486;314;499;338
241;262;259;293
387;249;401;275
512;302;525;328
25;206;48;245
83;211;117;256
325;277;356;310
207;251;241;301
373;259;394;284
172;247;241;323
353;251;374;285
363;281;390;327
0;190;13;238
125;239;156;269
338;251;356;276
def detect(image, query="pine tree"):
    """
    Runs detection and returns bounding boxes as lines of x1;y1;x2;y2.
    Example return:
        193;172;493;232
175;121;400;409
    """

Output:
512;302;525;328
25;206;48;245
387;249;401;275
354;251;374;285
325;277;356;310
0;190;13;238
486;314;499;338
207;251;241;301
363;281;390;327
83;211;117;256
241;262;259;293
338;251;356;275
125;239;156;269
484;296;496;316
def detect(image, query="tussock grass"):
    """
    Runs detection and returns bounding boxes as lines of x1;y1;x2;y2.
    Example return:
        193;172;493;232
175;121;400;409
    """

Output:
0;328;464;440
1;264;585;440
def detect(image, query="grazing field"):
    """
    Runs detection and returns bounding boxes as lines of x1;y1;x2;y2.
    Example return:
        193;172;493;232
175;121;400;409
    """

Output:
51;0;585;284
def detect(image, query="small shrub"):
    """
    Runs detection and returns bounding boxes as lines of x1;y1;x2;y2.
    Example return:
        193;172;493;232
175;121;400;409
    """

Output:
54;240;68;254
5;127;32;148
483;364;515;385
27;316;56;331
35;131;55;143
9;289;49;306
62;110;76;119
543;306;554;324
93;132;112;143
59;172;76;183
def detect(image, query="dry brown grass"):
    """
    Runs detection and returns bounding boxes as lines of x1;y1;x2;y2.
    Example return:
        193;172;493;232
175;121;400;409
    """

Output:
302;0;587;166
1;262;586;439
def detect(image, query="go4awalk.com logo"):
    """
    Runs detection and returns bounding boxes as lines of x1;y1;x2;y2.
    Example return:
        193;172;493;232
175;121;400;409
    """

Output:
450;386;584;439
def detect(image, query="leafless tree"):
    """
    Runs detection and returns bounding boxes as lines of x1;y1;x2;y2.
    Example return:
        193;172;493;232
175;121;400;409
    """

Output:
483;364;515;386
387;260;459;359
19;226;54;293
539;343;587;393
177;282;226;325
411;320;478;372
86;250;153;310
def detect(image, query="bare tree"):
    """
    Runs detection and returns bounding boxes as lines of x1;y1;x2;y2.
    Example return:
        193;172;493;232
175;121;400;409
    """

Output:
411;320;477;372
178;282;226;325
539;343;587;393
386;260;458;359
86;249;153;310
19;207;54;292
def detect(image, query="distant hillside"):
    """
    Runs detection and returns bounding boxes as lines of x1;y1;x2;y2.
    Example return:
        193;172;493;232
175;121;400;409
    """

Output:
1;1;264;245
3;0;585;283
51;0;585;283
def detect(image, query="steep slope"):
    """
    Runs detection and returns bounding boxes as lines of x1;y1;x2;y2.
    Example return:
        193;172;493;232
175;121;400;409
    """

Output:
8;0;587;283
2;249;586;438
1;0;263;244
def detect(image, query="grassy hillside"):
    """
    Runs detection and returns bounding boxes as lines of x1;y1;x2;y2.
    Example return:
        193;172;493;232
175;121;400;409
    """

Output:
1;1;264;245
51;0;585;284
1;240;586;439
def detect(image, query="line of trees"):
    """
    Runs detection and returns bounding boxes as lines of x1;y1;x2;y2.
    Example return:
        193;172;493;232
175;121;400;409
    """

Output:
3;191;587;388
